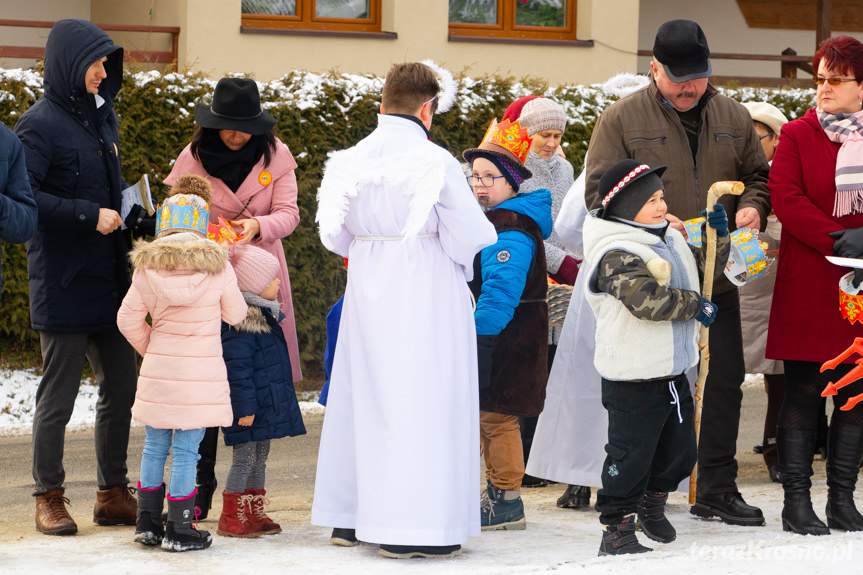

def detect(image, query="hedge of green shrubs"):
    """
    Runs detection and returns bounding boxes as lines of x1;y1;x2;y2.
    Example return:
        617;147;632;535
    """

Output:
0;68;816;377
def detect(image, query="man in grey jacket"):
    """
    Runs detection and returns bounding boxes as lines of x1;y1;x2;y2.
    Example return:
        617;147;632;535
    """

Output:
585;19;770;529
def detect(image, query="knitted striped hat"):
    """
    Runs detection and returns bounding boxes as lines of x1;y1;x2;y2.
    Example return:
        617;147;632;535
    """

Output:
230;243;279;295
518;97;566;136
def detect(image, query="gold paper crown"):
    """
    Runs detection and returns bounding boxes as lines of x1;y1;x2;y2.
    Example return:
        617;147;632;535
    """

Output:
481;118;532;164
155;194;210;237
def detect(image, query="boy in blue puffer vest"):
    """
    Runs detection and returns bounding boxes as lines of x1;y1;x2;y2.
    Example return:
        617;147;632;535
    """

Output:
218;243;307;538
582;159;729;556
463;118;553;532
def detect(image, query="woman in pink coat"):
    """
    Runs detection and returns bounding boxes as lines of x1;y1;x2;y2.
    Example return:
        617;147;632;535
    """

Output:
164;78;302;517
766;35;863;537
118;175;248;552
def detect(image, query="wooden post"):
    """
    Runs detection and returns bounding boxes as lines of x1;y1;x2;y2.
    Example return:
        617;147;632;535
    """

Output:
781;47;798;80
816;0;833;49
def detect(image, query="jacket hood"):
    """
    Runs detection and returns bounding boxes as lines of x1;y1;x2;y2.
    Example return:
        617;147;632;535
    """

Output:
582;210;663;263
494;189;554;239
129;233;229;306
43;19;123;111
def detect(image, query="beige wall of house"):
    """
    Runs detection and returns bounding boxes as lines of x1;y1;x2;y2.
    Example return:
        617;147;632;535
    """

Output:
6;0;863;86
0;0;90;69
86;0;641;86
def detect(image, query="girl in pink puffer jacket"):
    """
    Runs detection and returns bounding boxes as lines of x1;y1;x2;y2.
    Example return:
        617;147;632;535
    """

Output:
117;174;247;552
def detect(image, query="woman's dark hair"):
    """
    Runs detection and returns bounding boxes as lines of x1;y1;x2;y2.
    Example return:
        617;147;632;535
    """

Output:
189;126;277;168
813;35;863;81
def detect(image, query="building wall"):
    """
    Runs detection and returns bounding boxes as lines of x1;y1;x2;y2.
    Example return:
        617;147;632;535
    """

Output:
91;0;641;86
0;0;90;69
638;0;863;79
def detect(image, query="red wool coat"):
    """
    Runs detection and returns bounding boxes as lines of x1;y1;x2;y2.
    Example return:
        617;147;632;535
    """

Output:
766;108;863;363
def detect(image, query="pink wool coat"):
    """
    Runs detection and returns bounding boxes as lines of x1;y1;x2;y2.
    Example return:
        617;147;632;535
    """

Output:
164;138;302;380
766;108;863;363
118;233;248;430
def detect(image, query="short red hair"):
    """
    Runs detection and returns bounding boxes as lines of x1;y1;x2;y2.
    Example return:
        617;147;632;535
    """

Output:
813;35;863;80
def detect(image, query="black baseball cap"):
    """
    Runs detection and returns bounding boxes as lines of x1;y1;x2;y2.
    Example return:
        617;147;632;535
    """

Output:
653;19;712;83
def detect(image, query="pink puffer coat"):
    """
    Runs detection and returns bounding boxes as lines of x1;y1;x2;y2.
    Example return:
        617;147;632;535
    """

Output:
118;232;248;429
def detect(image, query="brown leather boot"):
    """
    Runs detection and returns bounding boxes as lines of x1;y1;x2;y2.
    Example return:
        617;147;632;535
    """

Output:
94;486;137;525
35;488;78;535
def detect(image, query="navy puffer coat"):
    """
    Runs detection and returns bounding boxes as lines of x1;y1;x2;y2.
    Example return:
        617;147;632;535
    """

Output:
14;19;130;331
221;304;306;446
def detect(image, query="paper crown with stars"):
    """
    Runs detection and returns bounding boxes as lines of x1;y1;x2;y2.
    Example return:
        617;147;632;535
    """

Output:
155;193;210;238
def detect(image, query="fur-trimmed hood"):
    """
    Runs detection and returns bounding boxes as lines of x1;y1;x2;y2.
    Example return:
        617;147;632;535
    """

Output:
230;305;272;334
129;232;230;306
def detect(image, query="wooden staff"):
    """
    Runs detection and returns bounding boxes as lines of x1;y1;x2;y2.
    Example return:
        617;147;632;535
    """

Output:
689;180;744;504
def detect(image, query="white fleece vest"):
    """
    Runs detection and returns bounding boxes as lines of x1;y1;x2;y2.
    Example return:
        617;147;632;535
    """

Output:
583;214;701;381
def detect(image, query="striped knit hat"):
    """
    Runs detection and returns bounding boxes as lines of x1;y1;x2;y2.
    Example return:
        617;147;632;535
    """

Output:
518;97;566;136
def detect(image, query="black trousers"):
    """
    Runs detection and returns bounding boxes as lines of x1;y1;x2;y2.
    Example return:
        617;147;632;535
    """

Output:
196;427;220;483
32;329;137;494
596;373;697;524
696;288;746;495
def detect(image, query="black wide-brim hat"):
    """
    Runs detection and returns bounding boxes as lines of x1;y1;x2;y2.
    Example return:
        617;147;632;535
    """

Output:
653;19;712;83
195;77;277;135
597;159;667;220
462;142;532;181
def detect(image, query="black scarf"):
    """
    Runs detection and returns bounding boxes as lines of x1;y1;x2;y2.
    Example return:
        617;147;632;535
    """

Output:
197;136;264;193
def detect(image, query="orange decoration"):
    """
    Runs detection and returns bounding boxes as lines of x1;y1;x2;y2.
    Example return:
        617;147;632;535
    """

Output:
481;118;532;163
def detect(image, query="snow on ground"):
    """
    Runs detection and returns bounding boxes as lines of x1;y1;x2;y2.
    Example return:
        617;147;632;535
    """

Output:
0;369;858;573
0;368;324;436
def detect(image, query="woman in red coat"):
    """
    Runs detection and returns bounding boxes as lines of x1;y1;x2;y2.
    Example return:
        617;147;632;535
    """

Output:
767;35;863;536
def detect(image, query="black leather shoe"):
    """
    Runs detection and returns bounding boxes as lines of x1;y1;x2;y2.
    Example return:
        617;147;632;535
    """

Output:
557;485;591;509
331;528;358;547
690;492;765;526
521;473;549;488
379;544;461;559
768;465;782;484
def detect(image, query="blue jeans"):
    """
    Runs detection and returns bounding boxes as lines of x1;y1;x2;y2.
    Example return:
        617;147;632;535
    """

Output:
140;426;205;499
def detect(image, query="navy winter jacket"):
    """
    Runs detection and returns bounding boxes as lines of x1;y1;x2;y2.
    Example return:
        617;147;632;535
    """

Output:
0;124;37;295
221;305;307;447
14;19;131;331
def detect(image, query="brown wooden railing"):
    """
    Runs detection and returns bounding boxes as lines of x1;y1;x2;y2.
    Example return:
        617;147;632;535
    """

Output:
0;19;180;69
637;48;814;85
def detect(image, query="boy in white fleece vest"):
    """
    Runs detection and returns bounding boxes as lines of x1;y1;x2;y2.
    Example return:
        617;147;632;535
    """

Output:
582;159;729;556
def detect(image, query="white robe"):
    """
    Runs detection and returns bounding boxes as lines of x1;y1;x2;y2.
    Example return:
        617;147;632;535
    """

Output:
311;115;497;546
527;169;694;490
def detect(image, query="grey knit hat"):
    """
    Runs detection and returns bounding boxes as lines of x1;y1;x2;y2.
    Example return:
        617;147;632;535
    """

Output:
518;98;566;136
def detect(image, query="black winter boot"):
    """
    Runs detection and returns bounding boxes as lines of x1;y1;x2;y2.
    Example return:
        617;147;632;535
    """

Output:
162;490;213;552
826;422;863;531
194;427;219;520
193;477;217;521
598;515;652;556
637;490;675;543
777;427;829;535
134;482;165;546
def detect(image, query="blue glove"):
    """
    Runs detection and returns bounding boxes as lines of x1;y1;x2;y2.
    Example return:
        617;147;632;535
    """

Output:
702;204;729;237
694;298;718;327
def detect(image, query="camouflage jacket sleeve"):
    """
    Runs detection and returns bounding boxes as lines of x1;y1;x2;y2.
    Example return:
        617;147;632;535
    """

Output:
690;228;732;282
595;250;702;322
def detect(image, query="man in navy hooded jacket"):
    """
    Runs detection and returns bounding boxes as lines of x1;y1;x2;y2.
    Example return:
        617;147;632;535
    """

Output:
15;19;138;535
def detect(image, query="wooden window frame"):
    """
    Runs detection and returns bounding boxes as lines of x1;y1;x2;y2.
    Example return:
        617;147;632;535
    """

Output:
241;0;382;34
449;0;578;43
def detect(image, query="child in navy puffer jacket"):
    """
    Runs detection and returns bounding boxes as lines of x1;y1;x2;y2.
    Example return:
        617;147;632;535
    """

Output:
217;243;306;538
